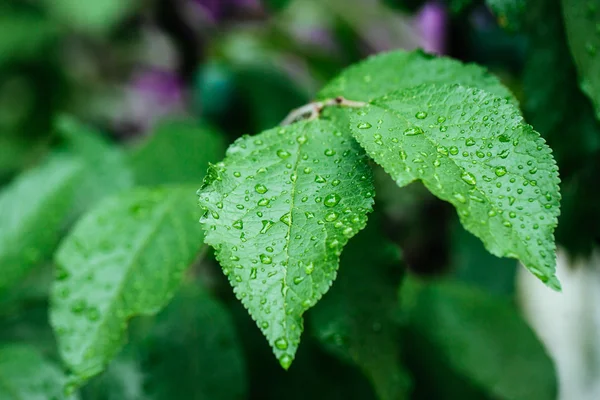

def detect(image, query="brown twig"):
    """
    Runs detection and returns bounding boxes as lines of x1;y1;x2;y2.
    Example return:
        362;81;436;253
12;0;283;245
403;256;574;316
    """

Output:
281;96;367;126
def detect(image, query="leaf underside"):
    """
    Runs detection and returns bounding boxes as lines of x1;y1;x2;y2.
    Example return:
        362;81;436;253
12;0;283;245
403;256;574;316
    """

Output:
51;186;205;383
197;119;375;368
348;84;561;289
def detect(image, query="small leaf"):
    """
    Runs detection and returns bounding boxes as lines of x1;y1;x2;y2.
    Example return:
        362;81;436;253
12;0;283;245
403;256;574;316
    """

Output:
318;49;516;105
128;118;226;186
310;218;411;400
0;344;78;399
50;186;205;384
403;279;557;400
198;120;374;368
349;84;561;289
561;0;600;120
0;155;82;293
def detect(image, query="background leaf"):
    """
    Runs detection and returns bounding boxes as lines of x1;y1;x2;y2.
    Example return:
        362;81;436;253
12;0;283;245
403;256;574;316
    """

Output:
0;155;82;293
50;186;205;384
561;0;600;120
349;84;561;289
310;217;411;400
198;119;375;368
0;344;78;400
486;0;526;31
402;278;557;400
128;119;226;186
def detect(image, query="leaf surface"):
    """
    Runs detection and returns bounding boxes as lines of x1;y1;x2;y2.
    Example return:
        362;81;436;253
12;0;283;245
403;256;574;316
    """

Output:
51;186;205;384
0;156;82;293
561;0;600;119
310;219;410;400
0;344;78;400
349;84;561;289
198;120;374;368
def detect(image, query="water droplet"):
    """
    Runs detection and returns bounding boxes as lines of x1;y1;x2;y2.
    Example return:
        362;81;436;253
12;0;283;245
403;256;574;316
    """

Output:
331;179;341;186
260;220;275;234
305;211;314;219
495;166;507;177
324;149;336;156
437;146;448;156
449;146;459;155
260;254;272;264
277;149;291;159
415;111;428;119
324;193;341;207
315;175;327;183
296;135;308;144
232;220;243;230
454;193;467;203
404;127;424;136
280;212;292;226
465;138;476;146
357;122;372;129
279;354;292;369
258;198;270;206
255;184;268;194
305;263;315;275
498;149;510;159
498;134;510;142
325;211;339;222
461;172;477;186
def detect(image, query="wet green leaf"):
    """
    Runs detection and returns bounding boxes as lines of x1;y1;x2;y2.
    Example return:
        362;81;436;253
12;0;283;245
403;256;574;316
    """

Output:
50;186;205;385
198;120;374;368
348;84;561;289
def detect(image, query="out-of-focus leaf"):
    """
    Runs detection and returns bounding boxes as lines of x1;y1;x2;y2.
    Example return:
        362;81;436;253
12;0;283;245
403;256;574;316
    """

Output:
50;186;205;385
561;0;600;120
263;0;293;12
57;116;134;211
382;0;428;13
128;119;226;186
0;344;78;400
524;0;600;254
402;278;557;400
0;155;82;293
0;12;58;66
140;284;247;400
311;218;410;400
42;0;137;35
450;220;516;296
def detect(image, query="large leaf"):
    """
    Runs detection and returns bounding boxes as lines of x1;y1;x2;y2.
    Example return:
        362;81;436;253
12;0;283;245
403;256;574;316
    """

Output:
310;218;410;400
50;186;205;385
348;84;561;289
0;155;82;293
318;49;516;104
128;119;226;186
0;344;78;400
197;119;375;368
561;0;600;120
402;279;557;399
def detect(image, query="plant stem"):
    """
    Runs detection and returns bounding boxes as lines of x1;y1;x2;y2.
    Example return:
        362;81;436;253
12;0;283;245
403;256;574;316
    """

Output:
281;97;367;126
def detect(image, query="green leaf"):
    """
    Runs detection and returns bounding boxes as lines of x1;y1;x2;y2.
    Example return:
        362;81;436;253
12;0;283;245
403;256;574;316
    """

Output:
50;186;205;384
318;50;517;105
561;0;600;120
0;344;78;400
263;0;293;12
128;119;226;186
0;11;58;67
487;0;526;31
42;0;136;35
197;119;375;368
310;218;411;400
403;279;557;400
348;84;561;289
0;155;82;293
57;116;134;211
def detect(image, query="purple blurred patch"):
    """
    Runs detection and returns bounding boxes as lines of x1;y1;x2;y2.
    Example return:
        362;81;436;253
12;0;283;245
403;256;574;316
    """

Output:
416;1;447;55
114;67;187;136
